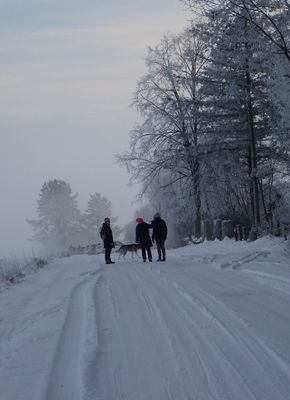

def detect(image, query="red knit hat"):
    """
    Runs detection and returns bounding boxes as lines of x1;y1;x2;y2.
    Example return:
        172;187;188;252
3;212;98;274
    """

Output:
136;217;144;224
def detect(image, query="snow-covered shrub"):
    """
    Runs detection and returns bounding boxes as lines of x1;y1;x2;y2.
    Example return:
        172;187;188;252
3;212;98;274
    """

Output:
0;256;48;285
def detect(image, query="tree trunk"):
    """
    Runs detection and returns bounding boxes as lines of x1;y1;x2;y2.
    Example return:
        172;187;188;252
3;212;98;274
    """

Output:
244;19;261;228
184;123;202;238
193;159;202;238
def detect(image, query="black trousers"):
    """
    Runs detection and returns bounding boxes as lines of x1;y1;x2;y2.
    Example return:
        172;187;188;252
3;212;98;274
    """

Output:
105;246;112;262
141;245;152;261
156;239;166;260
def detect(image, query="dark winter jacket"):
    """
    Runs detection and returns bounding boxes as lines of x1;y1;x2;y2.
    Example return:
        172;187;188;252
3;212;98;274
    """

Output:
136;222;152;247
151;217;167;241
100;223;114;249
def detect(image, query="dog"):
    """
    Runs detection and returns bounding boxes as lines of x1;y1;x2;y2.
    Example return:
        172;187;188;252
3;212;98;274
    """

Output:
117;243;141;259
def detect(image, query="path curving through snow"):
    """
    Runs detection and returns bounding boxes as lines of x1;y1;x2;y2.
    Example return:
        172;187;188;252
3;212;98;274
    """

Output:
0;239;289;400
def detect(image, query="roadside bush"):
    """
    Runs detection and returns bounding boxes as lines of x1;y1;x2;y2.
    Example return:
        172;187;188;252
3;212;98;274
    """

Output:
0;256;49;285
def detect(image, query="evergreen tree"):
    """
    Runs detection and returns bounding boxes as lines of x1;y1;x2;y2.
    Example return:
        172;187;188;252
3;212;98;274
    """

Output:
27;179;80;253
198;8;286;227
183;0;290;64
182;0;290;157
82;192;120;243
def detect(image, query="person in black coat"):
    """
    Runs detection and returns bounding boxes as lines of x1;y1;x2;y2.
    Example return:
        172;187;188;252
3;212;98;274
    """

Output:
100;217;115;264
151;212;167;261
135;217;152;262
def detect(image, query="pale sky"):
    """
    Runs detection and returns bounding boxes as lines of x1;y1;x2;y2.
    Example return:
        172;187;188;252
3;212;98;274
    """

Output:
0;0;188;256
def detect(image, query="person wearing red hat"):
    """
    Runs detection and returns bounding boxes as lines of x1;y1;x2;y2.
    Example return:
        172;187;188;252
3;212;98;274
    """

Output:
135;218;153;262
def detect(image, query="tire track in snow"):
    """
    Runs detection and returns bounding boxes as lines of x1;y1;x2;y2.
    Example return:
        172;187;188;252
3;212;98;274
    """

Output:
84;271;125;400
174;269;289;398
78;260;290;400
179;251;268;271
219;251;268;270
46;271;101;400
134;267;258;400
133;267;223;400
88;267;195;400
192;282;290;379
241;269;290;295
178;281;290;377
125;269;205;400
135;265;290;400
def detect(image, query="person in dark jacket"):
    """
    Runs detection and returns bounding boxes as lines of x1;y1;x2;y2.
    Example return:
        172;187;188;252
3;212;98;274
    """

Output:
151;212;167;261
135;217;152;262
100;217;115;264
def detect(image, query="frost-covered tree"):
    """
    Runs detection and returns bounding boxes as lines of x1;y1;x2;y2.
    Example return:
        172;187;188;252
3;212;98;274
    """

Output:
182;0;290;63
268;54;290;165
147;174;197;246
182;0;290;156
118;2;289;237
118;29;209;237
81;192;120;243
200;12;286;227
27;179;81;253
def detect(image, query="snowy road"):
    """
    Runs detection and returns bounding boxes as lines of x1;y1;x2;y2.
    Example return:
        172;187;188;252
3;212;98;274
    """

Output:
1;238;290;400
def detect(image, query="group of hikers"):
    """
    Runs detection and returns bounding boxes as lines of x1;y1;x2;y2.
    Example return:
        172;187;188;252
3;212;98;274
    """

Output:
100;213;168;264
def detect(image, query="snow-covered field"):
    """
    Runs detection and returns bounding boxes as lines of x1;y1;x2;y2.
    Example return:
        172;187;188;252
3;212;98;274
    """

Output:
0;237;289;400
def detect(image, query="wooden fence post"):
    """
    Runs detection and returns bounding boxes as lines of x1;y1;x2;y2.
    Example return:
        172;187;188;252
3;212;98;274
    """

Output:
213;219;222;240
201;219;213;241
222;220;234;239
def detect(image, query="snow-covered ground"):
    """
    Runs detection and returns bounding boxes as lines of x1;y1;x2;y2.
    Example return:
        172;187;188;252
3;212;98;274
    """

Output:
0;237;289;400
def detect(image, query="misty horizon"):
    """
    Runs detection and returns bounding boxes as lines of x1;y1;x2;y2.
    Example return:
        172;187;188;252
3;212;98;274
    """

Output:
0;0;187;256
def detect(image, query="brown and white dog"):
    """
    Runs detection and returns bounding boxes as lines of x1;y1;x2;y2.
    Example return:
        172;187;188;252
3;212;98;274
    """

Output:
117;243;141;259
